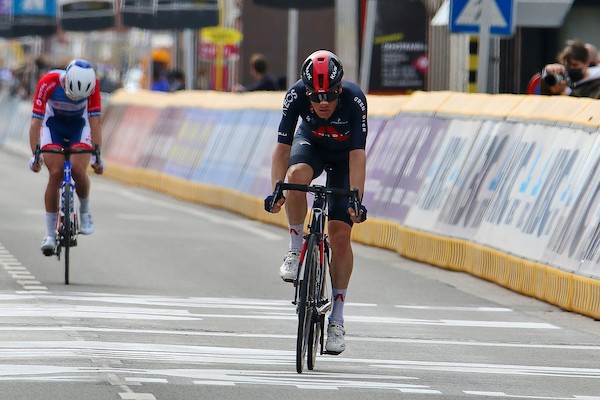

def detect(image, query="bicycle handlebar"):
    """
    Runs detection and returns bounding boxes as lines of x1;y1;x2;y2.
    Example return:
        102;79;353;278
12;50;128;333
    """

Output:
272;180;361;217
34;144;101;166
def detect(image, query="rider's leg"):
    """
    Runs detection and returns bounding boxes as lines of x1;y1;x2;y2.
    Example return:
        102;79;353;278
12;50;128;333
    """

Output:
71;154;91;201
43;154;63;236
71;154;95;234
284;163;312;250
327;220;353;324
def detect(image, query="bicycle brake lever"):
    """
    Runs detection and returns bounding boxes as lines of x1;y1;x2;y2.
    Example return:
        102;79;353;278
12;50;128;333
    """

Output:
34;144;41;165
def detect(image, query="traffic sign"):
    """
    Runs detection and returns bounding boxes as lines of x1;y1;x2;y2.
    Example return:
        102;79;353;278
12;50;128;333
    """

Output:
449;0;515;36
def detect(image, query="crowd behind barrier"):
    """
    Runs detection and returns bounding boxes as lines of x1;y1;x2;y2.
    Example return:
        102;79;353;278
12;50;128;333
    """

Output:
2;89;600;320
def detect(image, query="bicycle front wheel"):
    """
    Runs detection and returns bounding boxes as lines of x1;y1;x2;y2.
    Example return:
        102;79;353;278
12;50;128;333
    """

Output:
62;186;72;285
297;234;318;373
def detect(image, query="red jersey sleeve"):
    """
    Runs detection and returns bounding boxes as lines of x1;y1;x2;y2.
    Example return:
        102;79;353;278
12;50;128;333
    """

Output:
32;72;61;119
87;80;102;117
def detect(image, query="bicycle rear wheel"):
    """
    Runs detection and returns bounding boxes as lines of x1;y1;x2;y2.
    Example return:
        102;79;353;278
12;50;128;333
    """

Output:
62;186;72;285
297;234;318;373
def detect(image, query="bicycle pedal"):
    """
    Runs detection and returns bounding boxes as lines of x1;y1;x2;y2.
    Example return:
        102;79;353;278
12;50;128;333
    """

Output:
317;301;332;315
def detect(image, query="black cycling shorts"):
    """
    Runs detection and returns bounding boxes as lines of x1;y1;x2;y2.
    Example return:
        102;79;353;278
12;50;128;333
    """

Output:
289;128;352;226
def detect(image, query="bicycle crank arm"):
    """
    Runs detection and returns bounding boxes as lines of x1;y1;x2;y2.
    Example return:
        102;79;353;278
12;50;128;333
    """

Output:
317;301;332;315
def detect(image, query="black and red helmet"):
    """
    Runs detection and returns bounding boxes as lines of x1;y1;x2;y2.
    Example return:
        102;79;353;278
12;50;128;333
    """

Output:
301;50;344;93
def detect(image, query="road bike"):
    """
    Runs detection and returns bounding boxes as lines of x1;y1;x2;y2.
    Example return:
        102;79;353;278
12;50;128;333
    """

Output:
271;180;360;373
34;143;101;285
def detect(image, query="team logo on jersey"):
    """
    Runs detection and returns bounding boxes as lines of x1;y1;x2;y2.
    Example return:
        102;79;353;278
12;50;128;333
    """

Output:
312;126;349;141
330;117;347;125
282;89;298;116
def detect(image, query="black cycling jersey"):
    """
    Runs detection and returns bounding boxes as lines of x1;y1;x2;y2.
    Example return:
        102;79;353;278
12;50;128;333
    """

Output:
277;79;368;153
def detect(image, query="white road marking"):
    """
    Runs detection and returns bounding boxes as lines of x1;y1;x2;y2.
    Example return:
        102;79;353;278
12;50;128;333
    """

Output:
119;394;157;400
465;392;600;399
0;325;595;351
125;377;168;383
0;291;594;396
0;243;48;292
0;303;558;329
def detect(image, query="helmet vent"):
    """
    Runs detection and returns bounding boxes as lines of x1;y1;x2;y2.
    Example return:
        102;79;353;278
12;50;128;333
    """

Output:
318;74;324;89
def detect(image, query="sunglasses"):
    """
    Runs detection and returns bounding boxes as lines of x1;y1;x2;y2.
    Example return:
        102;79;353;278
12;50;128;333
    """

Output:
307;90;339;103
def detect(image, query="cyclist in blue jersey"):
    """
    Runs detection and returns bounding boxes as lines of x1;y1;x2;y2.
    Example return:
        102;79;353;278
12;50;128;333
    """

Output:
264;50;368;355
28;59;104;255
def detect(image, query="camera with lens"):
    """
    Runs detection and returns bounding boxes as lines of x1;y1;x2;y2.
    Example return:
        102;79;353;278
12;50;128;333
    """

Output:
542;69;569;87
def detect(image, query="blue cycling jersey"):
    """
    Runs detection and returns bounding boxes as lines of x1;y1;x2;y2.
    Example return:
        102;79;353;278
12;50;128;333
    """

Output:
277;79;368;153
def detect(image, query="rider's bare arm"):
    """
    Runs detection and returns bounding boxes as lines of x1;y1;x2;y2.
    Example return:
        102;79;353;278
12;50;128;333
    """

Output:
271;142;291;189
348;148;366;223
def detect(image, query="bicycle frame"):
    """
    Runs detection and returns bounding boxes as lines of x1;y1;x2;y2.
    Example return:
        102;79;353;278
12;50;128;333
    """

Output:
35;143;100;284
271;180;360;373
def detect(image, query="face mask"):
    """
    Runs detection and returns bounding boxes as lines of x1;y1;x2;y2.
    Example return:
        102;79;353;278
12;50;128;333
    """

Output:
567;68;584;82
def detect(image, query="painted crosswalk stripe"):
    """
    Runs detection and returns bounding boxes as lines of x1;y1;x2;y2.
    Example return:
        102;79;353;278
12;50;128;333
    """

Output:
0;242;48;292
119;394;156;400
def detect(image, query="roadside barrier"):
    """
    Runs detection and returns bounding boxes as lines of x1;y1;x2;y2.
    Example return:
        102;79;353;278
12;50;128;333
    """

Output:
3;88;600;320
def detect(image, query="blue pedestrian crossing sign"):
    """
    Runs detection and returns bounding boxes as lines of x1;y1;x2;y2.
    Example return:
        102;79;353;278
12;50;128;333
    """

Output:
450;0;516;36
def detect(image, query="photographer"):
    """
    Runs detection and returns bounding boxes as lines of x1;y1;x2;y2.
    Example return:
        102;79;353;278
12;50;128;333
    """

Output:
541;39;600;99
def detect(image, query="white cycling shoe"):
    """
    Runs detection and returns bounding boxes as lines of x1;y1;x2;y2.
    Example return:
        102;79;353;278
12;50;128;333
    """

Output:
279;250;300;282
79;212;95;235
41;235;56;256
325;321;346;355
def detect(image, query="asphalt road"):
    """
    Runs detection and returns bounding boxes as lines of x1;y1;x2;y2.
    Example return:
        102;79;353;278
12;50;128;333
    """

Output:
1;150;600;400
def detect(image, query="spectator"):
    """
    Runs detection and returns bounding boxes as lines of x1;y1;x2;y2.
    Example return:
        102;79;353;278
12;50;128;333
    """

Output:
541;39;600;99
586;43;600;67
168;70;185;91
234;53;278;92
151;69;170;92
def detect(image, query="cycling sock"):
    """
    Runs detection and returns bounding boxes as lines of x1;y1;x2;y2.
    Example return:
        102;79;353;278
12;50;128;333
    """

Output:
289;223;304;251
329;288;347;325
79;197;90;214
46;212;58;236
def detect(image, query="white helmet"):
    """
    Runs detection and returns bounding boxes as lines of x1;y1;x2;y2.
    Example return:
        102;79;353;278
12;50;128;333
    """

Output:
64;59;96;101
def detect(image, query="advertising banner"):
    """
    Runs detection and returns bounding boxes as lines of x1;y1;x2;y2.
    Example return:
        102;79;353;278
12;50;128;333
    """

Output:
191;110;240;185
140;107;187;171
219;110;267;190
476;124;596;260
0;0;9;28
248;112;286;198
435;120;525;239
5;0;56;37
122;0;218;30
97;104;127;151
105;106;160;167
404;119;482;231
367;0;428;93
59;0;115;31
364;115;447;223
543;134;600;274
163;108;214;179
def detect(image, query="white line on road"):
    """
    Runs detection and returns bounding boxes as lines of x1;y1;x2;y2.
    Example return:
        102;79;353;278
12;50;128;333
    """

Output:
119;394;157;400
464;391;600;399
0;325;595;351
0;242;48;293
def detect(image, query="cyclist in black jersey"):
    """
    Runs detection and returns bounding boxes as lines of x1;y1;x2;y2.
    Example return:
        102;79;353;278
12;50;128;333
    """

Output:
264;50;368;355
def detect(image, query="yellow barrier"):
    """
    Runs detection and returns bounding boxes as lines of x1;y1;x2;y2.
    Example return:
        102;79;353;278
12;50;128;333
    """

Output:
102;90;600;322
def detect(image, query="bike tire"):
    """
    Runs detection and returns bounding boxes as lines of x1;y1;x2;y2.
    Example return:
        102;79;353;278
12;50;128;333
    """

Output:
307;238;325;370
304;234;320;371
62;186;72;285
319;239;330;356
296;235;318;374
